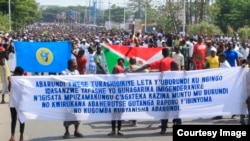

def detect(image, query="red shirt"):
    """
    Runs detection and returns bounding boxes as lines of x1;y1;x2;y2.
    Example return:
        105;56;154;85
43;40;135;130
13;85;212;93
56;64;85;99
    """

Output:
113;65;124;74
0;46;5;51
149;57;173;72
73;53;87;74
193;42;206;63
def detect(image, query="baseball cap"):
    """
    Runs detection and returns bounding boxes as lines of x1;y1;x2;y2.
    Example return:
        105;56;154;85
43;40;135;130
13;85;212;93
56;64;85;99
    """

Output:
210;47;217;52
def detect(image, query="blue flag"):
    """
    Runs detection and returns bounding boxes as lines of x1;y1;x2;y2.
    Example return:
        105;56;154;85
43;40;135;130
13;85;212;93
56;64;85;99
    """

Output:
69;10;75;19
14;41;71;73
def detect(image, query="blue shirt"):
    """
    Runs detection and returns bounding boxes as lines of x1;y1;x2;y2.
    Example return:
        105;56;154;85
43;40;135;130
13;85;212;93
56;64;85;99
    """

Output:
224;49;238;67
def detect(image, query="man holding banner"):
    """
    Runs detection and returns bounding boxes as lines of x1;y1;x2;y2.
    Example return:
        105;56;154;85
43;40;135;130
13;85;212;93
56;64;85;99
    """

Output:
133;47;178;134
61;59;84;139
108;58;125;136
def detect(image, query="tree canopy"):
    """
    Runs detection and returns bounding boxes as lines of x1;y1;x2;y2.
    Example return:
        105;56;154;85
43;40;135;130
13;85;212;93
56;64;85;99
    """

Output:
212;0;250;33
0;0;41;31
0;0;250;36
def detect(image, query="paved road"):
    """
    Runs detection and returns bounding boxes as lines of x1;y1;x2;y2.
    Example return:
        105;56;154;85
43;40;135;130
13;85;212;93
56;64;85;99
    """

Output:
0;94;244;141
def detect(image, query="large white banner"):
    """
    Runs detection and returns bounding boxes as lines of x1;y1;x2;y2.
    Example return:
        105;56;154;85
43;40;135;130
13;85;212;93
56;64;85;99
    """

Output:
11;67;248;122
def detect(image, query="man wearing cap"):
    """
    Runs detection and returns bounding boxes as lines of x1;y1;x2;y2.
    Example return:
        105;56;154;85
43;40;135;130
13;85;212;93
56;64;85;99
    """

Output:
80;38;90;53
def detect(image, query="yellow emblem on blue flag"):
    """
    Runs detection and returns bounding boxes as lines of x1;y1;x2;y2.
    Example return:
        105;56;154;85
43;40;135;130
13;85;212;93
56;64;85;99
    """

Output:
36;48;54;65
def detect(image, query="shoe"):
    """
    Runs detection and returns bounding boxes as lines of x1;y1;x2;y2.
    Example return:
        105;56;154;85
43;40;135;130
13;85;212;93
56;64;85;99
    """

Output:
212;116;223;120
19;137;24;141
8;137;15;141
160;129;166;135
240;120;246;125
74;131;83;138
175;122;182;125
117;131;123;136
1;101;6;104
108;131;116;136
63;132;70;139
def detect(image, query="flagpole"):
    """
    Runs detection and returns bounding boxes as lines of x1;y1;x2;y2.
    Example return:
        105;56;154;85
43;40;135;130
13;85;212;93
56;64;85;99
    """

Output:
108;0;111;30
124;0;125;30
8;0;11;31
145;0;147;32
183;0;186;35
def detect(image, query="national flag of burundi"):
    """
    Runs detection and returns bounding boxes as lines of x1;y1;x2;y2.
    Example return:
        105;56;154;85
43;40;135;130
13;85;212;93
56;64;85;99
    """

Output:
14;41;71;73
102;44;163;74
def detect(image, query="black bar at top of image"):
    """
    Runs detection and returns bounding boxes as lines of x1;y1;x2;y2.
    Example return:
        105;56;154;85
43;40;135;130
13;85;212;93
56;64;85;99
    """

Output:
173;125;250;141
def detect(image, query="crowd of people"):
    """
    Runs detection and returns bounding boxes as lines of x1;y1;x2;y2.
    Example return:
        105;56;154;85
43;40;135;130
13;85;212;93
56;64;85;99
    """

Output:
0;22;250;140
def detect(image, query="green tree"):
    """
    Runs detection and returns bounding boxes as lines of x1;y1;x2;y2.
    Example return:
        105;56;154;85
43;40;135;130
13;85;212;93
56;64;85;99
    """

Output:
40;5;105;25
103;4;130;23
0;13;10;32
212;0;250;33
0;0;41;30
187;21;222;37
128;0;152;19
141;0;157;25
41;6;65;22
237;26;250;41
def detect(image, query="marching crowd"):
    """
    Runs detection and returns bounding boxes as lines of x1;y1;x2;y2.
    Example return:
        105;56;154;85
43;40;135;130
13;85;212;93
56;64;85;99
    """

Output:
0;22;250;140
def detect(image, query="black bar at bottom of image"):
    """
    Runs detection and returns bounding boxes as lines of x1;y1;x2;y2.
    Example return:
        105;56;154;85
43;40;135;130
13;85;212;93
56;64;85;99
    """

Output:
173;125;250;141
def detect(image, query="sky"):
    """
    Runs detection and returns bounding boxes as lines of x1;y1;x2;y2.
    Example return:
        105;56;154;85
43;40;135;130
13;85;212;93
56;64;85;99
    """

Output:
36;0;130;9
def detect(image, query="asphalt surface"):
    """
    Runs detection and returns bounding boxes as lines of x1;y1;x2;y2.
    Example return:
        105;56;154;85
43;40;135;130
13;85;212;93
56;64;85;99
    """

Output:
1;93;245;141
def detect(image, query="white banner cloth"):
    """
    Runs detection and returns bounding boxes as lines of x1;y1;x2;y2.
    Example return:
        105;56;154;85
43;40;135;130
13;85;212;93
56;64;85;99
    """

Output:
10;67;248;122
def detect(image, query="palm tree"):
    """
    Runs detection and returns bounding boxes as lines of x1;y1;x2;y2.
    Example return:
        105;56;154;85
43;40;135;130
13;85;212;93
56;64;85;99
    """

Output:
128;0;152;19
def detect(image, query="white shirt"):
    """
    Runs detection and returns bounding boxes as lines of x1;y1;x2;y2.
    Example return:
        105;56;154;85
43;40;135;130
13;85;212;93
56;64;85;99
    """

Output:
61;69;79;75
156;40;163;47
86;53;96;74
240;47;249;60
220;60;231;68
172;52;185;68
186;41;194;57
80;43;90;53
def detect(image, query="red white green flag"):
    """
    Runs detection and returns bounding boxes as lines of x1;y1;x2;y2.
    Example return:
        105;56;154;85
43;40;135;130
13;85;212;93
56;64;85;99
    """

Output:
101;44;163;74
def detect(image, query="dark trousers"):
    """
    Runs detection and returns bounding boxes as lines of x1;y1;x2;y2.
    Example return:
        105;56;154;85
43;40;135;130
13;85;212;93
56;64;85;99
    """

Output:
248;105;250;125
111;120;122;132
161;118;182;131
173;118;182;124
10;108;25;134
161;119;168;131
